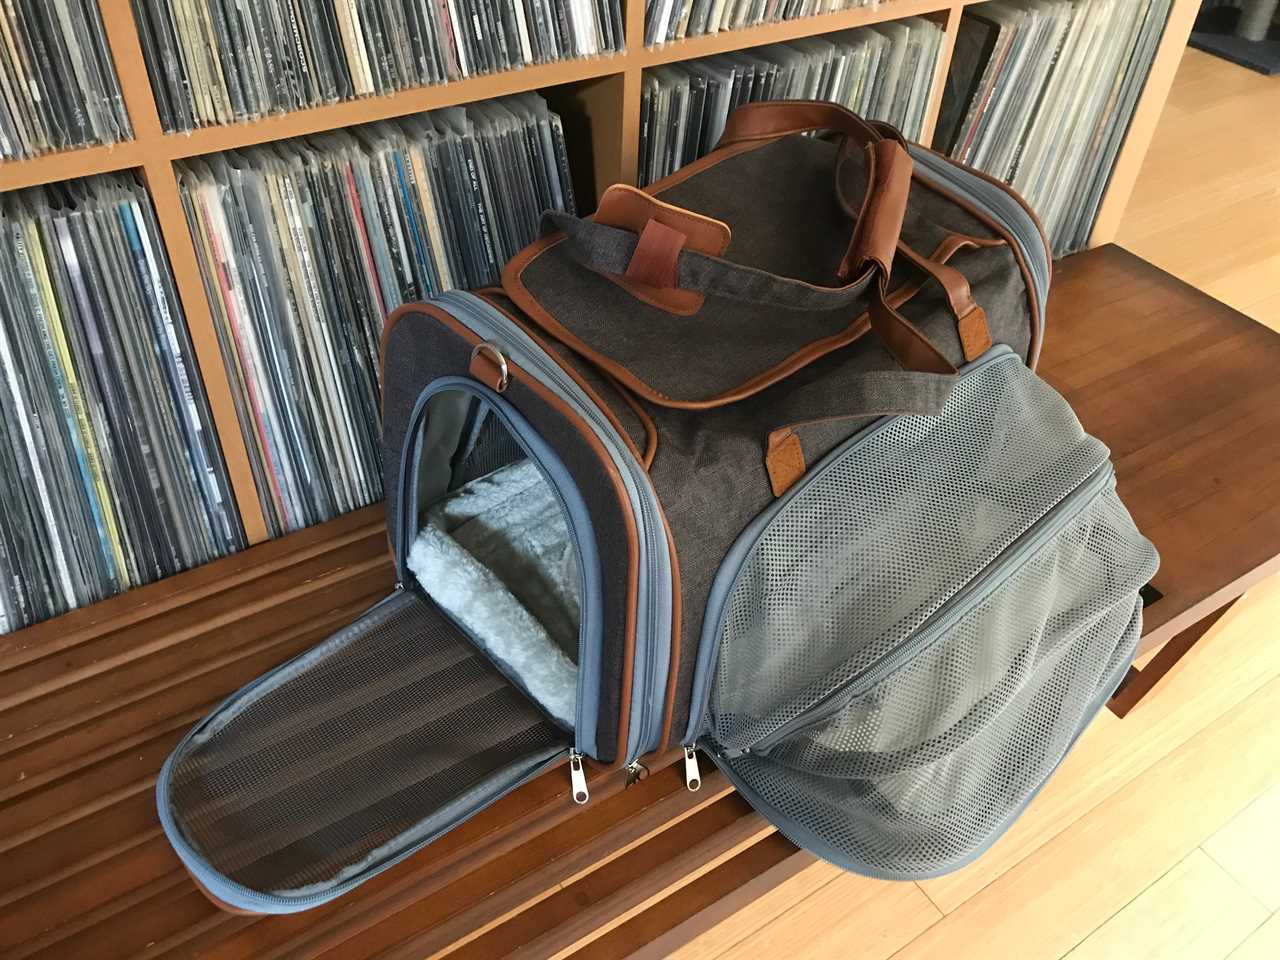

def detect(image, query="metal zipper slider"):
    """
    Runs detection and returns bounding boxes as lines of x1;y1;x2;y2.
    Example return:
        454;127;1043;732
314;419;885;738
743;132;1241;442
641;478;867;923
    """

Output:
568;750;589;805
683;745;701;792
624;759;649;787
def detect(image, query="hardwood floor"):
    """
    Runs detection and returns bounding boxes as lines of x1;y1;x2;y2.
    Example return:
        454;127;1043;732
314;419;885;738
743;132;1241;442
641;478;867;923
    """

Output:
636;48;1280;960
1115;48;1280;333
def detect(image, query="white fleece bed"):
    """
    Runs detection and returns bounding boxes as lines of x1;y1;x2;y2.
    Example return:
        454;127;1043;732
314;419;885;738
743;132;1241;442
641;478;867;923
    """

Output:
407;459;580;729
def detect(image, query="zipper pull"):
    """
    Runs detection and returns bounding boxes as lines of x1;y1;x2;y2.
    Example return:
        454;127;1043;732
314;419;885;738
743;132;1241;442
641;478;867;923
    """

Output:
624;759;649;787
568;750;589;805
683;745;702;792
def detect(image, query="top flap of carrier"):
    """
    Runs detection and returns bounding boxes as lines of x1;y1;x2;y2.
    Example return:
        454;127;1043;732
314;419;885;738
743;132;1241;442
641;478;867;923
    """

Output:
503;135;897;409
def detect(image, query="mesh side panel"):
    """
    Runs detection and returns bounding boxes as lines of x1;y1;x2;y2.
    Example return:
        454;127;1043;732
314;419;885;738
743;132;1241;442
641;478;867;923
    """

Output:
165;592;567;895
454;409;526;487
765;491;1153;780
724;593;1140;878
712;353;1112;753
725;497;1150;876
706;352;1159;877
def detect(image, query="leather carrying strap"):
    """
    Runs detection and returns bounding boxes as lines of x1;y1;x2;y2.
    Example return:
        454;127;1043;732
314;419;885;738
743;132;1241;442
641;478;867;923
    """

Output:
718;101;911;282
718;102;993;359
764;369;954;496
543;209;956;376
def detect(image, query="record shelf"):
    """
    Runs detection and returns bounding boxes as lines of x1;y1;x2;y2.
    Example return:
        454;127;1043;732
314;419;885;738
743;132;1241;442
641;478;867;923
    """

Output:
0;0;1197;552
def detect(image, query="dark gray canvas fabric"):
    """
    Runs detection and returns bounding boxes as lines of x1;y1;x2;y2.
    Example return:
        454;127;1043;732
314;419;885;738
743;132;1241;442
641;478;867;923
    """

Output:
512;130;1039;741
382;310;633;761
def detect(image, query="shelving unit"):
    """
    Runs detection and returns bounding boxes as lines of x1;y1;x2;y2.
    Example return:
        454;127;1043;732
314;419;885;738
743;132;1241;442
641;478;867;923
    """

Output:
0;0;1197;554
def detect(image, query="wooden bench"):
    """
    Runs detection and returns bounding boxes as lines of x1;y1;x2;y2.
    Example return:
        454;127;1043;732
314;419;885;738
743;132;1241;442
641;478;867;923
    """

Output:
2;245;1277;959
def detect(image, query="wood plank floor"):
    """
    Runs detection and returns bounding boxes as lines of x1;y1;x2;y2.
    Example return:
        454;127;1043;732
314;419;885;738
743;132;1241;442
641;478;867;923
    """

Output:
637;48;1280;960
1115;48;1280;334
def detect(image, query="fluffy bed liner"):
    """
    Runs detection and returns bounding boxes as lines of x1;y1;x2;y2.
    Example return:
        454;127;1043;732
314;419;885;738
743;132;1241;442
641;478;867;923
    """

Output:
408;459;580;729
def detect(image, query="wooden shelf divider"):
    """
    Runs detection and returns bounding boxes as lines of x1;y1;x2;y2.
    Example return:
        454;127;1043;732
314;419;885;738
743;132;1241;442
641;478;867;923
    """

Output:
0;0;1194;555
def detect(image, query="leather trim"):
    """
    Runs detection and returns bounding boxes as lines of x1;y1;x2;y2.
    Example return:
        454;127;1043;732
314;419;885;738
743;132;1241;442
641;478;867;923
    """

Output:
468;349;507;392
472;293;683;761
897;240;993;361
476;292;649;468
415;303;641;770
603;369;659;470
957;306;993;361
596;183;732;252
717;100;900;150
765;429;806;497
868;292;957;375
657;505;682;752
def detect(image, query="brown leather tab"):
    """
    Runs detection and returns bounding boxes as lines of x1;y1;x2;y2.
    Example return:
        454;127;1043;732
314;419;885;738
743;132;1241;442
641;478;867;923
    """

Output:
957;305;993;361
595;184;731;255
765;428;806;497
625;218;686;289
842;140;912;281
593;184;731;315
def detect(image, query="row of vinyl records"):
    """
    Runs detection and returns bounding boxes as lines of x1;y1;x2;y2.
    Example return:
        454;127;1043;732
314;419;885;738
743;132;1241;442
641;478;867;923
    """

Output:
639;17;945;187
0;177;243;635
641;0;1172;253
0;93;573;634
180;93;576;537
132;0;625;132
646;0;879;46
0;0;1172;631
0;0;129;160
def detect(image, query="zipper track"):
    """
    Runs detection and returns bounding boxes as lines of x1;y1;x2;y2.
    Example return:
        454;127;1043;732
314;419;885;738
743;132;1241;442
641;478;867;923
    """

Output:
737;461;1115;759
435;291;672;764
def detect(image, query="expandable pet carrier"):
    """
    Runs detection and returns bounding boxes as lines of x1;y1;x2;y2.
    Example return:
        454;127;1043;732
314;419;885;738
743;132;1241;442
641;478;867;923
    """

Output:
158;102;1158;911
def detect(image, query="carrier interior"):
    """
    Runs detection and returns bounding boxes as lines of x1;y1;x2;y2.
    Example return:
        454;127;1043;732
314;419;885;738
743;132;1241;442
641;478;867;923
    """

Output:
405;388;583;732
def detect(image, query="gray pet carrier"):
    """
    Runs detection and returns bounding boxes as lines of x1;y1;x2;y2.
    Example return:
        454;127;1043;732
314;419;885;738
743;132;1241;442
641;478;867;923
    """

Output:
157;101;1157;912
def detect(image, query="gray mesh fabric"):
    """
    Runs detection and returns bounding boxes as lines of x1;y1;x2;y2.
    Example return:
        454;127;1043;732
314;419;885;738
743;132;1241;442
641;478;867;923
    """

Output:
454;408;527;487
706;351;1158;878
164;591;568;898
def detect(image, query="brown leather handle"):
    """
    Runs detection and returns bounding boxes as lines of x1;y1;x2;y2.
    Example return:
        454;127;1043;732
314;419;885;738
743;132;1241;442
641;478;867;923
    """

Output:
544;207;956;377
717;100;905;152
717;101;912;283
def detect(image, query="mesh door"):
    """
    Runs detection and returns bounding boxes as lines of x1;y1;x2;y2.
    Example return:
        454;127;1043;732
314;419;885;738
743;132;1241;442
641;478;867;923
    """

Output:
161;590;568;905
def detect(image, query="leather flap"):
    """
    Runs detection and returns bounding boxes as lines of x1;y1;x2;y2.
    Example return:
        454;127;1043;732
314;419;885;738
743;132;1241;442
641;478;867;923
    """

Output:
594;184;732;256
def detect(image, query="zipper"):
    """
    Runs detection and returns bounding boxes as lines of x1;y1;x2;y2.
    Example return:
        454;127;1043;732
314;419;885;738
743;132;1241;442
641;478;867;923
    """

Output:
683;745;702;792
436;291;672;764
568;749;590;804
908;147;1050;365
734;461;1115;759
